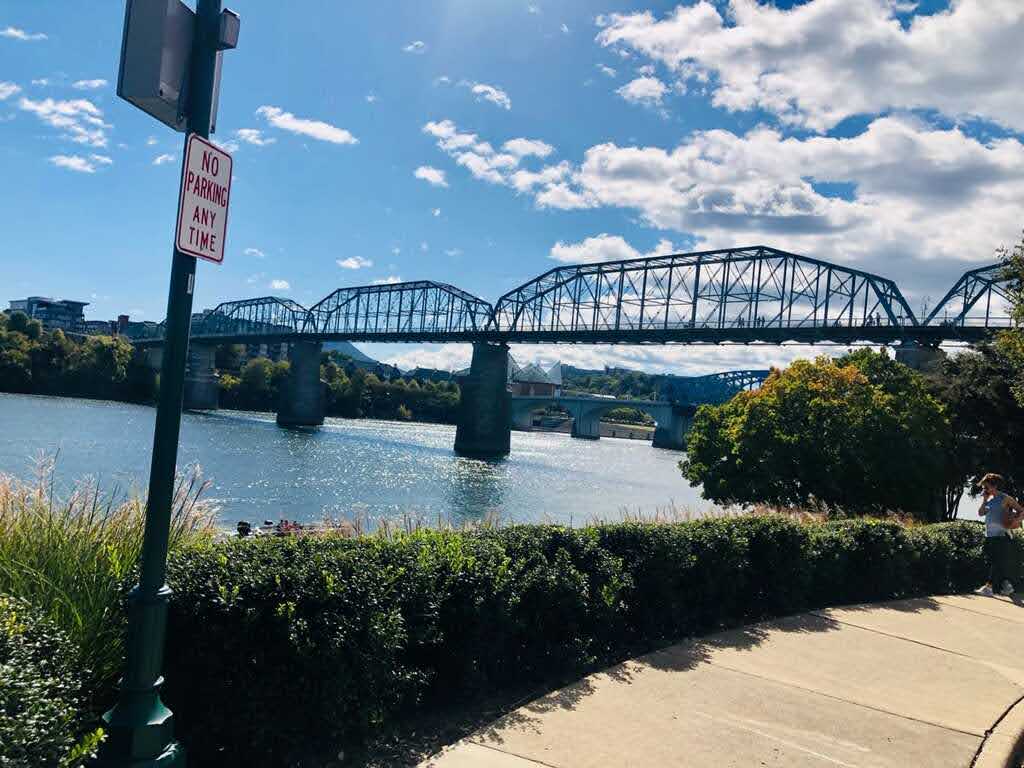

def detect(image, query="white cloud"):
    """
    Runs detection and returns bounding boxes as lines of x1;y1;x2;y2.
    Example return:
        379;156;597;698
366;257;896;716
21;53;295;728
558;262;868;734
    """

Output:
49;154;96;173
445;248;463;257
597;0;1024;133
89;153;112;165
402;40;426;54
30;78;48;87
434;75;452;86
424;115;1024;295
503;138;554;159
527;4;541;14
270;279;291;291
365;93;377;103
561;23;570;34
152;153;175;166
0;81;20;100
235;128;275;146
466;82;511;110
373;275;403;285
414;165;448;187
597;64;617;78
71;79;107;90
0;26;47;41
337;256;373;269
391;246;401;256
246;272;266;285
616;76;667;107
420;241;429;252
18;96;109;147
423;119;551;189
256;105;357;145
432;208;441;217
145;136;158;146
550;234;676;264
244;247;266;258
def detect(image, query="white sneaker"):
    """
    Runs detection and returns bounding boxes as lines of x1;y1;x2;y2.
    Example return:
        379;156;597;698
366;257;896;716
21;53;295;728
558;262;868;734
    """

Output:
1000;581;1015;596
977;584;994;596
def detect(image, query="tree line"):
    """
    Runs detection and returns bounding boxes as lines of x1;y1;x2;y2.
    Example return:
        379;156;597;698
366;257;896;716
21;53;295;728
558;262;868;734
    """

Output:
217;348;461;423
0;311;155;402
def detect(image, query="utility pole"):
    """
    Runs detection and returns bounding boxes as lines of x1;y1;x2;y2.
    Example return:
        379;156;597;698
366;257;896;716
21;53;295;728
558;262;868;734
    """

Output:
98;1;232;764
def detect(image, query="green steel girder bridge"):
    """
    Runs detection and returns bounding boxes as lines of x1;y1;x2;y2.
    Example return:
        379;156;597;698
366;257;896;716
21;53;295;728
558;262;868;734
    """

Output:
124;245;1016;457
128;245;1015;348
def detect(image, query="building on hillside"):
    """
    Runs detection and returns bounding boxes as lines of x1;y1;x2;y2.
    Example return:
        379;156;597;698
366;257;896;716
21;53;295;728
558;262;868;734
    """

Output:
6;297;89;332
509;359;562;396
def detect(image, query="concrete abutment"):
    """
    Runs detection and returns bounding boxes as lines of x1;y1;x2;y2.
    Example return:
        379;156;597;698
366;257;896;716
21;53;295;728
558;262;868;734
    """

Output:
454;342;511;458
276;341;326;428
183;343;219;411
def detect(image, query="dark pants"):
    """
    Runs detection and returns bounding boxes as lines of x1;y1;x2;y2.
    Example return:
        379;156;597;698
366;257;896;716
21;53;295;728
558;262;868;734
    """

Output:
985;535;1017;587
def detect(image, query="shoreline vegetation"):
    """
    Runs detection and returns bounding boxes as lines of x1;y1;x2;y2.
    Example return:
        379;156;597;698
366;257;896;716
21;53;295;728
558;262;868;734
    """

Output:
0;468;1000;767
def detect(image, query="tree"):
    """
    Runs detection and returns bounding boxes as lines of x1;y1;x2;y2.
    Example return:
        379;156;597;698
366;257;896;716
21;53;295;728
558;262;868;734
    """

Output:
926;346;1024;516
995;233;1024;407
681;350;950;520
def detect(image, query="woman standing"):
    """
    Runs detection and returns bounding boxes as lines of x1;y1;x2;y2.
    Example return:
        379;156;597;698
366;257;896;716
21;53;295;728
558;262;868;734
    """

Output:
977;473;1024;596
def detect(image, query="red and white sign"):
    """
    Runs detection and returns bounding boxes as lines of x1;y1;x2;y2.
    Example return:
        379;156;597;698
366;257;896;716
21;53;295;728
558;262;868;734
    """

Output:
176;133;232;264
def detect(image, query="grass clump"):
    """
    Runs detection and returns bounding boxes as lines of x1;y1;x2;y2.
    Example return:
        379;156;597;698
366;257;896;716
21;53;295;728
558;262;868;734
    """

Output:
0;466;214;699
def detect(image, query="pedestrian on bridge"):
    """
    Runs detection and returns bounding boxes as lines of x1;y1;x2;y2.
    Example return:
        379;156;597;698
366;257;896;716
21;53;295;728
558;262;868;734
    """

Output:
977;473;1024;597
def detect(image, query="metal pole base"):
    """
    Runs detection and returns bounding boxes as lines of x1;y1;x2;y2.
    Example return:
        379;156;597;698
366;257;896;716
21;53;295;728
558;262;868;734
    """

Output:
93;742;185;768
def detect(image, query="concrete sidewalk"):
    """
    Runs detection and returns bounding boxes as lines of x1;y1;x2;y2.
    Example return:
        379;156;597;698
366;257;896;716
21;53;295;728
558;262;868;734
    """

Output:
420;595;1024;768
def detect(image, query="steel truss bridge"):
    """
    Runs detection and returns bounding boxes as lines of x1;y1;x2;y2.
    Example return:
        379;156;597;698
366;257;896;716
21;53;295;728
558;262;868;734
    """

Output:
128;246;1017;348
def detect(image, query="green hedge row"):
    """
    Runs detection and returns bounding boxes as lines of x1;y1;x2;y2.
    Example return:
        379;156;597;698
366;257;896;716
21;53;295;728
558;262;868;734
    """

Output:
0;595;99;768
160;517;991;766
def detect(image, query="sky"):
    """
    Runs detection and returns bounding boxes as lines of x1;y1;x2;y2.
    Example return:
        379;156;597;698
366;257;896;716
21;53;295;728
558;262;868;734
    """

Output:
1;0;1022;375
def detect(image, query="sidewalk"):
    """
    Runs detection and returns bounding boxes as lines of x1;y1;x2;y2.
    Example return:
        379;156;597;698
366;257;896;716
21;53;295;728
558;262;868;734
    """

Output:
420;595;1024;768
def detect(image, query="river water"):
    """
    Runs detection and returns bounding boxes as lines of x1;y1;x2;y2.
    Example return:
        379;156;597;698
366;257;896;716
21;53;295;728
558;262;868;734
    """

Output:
0;393;710;527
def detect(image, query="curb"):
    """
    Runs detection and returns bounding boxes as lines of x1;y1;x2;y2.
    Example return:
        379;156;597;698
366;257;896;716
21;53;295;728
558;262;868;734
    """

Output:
974;695;1024;768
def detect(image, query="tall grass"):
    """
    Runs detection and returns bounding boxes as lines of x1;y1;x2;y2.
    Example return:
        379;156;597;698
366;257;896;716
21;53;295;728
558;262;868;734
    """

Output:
0;462;214;701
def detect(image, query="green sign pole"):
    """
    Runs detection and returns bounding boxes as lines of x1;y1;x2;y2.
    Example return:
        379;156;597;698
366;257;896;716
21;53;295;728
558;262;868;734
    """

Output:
97;1;223;765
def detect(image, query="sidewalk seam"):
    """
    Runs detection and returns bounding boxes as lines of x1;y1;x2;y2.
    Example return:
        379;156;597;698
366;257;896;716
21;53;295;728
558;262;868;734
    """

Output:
810;610;986;661
465;740;564;768
931;597;1024;626
703;658;985;739
971;694;1024;768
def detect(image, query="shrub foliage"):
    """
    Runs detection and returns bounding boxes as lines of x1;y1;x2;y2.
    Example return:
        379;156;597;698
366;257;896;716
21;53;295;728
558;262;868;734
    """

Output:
162;517;989;766
0;595;98;768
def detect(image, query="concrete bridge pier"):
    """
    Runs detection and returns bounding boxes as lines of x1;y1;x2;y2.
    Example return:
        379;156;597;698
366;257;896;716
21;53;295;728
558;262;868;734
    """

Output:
183;343;219;411
652;406;691;451
455;342;511;458
276;341;326;428
570;407;601;440
895;343;946;373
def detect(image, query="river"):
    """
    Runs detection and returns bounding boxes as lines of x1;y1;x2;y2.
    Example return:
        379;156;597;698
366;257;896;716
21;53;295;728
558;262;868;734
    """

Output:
0;393;711;528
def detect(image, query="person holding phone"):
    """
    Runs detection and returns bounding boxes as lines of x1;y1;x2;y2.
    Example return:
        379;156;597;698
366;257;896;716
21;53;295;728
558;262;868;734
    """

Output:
977;473;1024;596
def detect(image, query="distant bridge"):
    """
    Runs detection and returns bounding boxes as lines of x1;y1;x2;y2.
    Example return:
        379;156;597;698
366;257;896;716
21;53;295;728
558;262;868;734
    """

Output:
510;369;769;449
123;245;1015;457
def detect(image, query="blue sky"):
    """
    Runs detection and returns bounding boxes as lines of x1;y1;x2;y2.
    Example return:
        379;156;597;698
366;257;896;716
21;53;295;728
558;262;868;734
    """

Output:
2;0;1022;374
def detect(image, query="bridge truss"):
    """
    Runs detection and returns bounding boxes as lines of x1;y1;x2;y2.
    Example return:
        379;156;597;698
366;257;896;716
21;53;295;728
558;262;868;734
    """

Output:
489;246;920;344
123;246;1014;347
925;263;1015;328
660;369;771;406
308;281;494;342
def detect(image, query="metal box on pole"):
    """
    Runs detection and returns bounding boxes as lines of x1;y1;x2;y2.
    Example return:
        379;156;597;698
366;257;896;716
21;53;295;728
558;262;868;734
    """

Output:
116;0;196;131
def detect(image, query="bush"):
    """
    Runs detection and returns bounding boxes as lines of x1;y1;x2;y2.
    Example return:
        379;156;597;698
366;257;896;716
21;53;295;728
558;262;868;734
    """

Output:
161;516;992;766
0;594;100;768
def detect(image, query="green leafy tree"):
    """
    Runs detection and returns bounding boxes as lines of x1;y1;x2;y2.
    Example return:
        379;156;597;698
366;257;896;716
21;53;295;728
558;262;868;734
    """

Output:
926;346;1024;516
681;350;950;520
995;233;1024;406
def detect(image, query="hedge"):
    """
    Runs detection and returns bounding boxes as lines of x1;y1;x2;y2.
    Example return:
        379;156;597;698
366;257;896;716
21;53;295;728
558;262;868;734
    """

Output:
160;517;992;766
0;595;99;768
